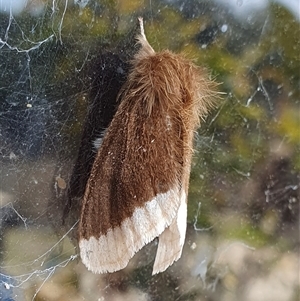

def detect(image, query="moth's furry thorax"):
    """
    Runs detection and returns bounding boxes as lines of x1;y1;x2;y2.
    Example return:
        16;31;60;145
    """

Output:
120;36;217;124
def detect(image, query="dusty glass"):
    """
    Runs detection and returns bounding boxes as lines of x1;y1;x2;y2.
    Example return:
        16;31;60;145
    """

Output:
0;0;299;300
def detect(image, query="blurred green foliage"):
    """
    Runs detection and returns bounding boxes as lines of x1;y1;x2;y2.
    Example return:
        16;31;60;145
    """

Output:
1;0;299;237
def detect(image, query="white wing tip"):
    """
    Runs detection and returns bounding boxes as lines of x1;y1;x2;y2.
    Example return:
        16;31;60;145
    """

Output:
79;188;182;274
152;191;187;275
152;249;183;275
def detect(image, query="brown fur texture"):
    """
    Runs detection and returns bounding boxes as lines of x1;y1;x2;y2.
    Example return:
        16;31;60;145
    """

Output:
79;19;217;273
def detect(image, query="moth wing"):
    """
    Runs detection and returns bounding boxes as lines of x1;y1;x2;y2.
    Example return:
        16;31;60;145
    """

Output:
78;97;184;274
153;127;195;274
152;191;187;274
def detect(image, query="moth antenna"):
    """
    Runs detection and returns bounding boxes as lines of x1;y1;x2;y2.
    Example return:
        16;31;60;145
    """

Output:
138;17;146;41
135;17;155;58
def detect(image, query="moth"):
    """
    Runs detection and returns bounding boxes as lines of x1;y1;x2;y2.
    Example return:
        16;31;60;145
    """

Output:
79;17;217;275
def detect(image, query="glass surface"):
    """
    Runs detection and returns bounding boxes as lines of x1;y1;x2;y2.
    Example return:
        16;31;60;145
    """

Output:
0;1;299;300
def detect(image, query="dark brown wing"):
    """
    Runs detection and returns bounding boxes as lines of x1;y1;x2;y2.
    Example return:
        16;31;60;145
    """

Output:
78;89;184;273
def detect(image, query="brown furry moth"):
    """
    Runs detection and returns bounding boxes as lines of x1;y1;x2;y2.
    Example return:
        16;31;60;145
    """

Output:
79;17;217;275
